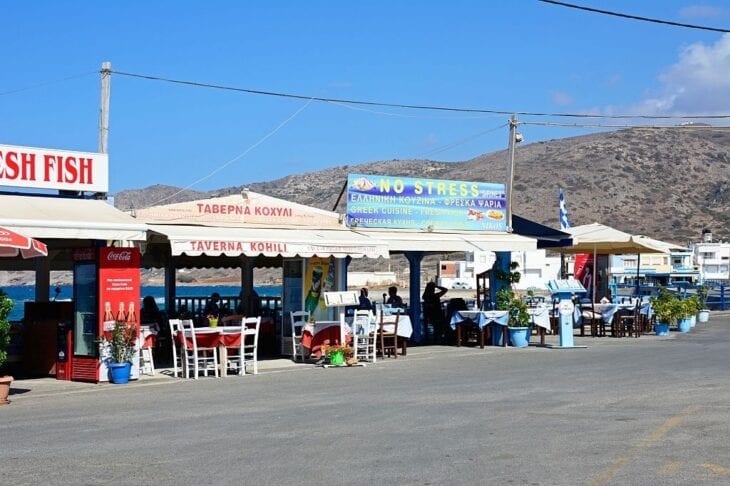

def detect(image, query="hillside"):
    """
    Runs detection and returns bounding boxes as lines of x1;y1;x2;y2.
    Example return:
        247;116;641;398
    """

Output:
117;127;730;243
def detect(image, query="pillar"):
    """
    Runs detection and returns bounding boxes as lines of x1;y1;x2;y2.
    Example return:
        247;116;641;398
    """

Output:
34;254;51;302
404;251;424;343
165;257;177;317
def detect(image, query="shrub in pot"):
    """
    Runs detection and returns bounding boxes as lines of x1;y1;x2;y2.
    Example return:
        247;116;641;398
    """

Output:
101;320;137;384
696;285;711;323
650;287;681;336
0;291;14;405
497;288;531;348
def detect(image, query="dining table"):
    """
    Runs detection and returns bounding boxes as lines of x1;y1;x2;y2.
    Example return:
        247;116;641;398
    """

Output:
300;320;352;359
450;310;510;348
179;326;243;377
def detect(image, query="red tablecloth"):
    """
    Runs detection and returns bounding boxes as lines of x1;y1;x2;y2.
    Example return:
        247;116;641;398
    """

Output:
301;327;350;358
178;329;242;348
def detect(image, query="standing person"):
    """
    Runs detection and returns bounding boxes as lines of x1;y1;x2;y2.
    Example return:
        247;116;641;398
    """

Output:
422;282;448;344
358;287;374;312
386;286;405;308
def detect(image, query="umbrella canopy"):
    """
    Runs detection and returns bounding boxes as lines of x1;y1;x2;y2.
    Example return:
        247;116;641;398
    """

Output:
0;225;48;258
560;223;669;255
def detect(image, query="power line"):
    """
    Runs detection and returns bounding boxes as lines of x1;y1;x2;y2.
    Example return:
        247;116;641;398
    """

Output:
148;98;314;206
418;123;508;158
111;69;730;120
0;71;96;96
538;0;730;33
522;120;730;129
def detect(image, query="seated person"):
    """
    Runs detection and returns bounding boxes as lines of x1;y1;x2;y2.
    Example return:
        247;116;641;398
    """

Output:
235;288;261;316
140;295;162;333
203;292;222;325
358;287;374;312
385;286;405;309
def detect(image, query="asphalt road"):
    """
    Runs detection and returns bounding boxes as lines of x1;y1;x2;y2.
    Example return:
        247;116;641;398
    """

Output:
2;317;729;485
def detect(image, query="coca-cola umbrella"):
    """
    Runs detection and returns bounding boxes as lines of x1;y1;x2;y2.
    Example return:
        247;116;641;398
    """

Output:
0;226;48;258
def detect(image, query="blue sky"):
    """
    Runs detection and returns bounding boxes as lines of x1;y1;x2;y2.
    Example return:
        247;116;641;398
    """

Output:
2;1;730;194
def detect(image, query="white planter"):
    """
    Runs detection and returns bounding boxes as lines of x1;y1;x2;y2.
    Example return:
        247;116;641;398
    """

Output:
698;310;710;323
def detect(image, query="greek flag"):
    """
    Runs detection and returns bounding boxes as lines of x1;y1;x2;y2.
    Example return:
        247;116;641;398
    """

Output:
559;188;570;230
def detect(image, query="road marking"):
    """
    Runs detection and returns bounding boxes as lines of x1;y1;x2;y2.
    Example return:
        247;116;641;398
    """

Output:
700;463;730;475
590;405;700;486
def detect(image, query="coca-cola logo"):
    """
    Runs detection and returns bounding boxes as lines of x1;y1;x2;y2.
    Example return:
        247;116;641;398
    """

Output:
0;230;10;236
107;251;132;261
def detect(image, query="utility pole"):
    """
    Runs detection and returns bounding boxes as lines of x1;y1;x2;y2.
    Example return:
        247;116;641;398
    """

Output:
505;114;518;231
98;61;111;155
96;61;111;200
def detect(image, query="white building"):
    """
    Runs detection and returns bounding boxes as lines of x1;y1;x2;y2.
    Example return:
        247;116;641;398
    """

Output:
437;250;561;290
691;230;730;282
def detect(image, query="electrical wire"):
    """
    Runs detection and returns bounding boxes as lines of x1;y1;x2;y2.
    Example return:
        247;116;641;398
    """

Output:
148;98;314;206
325;99;505;120
521;120;730;129
418;123;508;158
538;0;730;33
111;69;730;120
0;71;97;96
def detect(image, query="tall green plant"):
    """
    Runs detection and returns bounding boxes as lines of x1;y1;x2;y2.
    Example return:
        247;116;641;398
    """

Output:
650;287;682;325
496;288;530;327
0;290;14;370
104;321;137;364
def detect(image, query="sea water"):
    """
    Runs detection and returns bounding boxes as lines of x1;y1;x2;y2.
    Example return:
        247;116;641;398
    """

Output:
1;285;282;322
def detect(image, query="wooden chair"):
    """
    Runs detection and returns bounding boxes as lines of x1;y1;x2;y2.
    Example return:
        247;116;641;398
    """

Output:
289;311;309;361
619;304;641;338
226;317;261;375
579;300;604;337
182;319;218;378
167;319;182;378
377;309;400;358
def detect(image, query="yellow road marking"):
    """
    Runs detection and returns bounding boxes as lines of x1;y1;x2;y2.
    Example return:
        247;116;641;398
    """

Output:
700;463;730;475
590;405;700;486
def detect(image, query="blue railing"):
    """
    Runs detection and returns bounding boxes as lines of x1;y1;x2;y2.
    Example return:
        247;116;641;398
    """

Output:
612;282;727;310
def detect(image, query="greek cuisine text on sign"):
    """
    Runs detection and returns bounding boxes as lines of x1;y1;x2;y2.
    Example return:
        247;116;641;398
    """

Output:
346;174;507;231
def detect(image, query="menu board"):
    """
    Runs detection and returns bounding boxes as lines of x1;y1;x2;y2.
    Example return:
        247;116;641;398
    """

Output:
547;279;586;294
323;291;359;307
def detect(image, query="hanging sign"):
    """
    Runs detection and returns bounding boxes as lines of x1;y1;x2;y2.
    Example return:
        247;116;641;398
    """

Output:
346;173;507;231
0;144;109;192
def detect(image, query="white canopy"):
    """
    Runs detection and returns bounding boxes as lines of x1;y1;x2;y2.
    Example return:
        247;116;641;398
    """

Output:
561;223;668;255
0;194;148;241
352;229;537;253
148;224;389;259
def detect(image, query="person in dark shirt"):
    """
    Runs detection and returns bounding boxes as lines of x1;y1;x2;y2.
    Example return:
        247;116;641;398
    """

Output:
203;292;222;322
358;287;374;312
422;282;448;344
386;286;405;308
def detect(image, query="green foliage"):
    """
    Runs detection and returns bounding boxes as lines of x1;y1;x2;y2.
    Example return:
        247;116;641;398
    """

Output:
696;285;709;309
103;321;137;364
0;290;13;369
496;288;531;328
681;296;701;318
650;287;682;325
494;262;522;285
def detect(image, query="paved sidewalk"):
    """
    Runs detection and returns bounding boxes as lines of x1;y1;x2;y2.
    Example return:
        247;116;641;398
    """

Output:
8;311;729;402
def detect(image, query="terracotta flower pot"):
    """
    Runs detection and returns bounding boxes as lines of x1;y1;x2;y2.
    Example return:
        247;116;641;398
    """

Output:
0;375;14;405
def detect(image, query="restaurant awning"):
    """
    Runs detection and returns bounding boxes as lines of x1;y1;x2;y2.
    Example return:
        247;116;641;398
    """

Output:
351;228;537;253
0;195;148;241
512;215;572;249
147;224;389;259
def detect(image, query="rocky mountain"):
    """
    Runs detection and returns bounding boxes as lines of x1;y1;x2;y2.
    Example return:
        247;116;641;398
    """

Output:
117;127;730;244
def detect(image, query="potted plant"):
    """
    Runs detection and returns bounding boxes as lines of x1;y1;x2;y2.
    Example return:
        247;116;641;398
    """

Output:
101;320;137;384
650;287;681;336
696;285;711;323
320;342;353;366
676;298;694;333
0;291;14;405
497;288;531;348
683;295;701;329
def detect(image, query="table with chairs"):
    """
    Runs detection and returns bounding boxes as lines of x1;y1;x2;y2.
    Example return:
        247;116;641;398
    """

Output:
168;317;262;378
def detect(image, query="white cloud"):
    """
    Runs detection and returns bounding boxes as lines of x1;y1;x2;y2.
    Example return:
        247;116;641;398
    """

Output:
550;90;573;106
629;33;730;115
679;4;726;19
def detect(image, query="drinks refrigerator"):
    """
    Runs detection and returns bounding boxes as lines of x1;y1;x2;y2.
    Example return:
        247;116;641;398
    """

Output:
71;247;141;382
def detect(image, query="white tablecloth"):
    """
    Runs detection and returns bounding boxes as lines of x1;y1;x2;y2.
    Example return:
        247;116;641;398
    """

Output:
450;310;509;330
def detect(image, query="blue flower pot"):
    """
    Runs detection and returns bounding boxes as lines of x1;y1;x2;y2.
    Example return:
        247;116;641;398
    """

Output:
109;362;132;384
508;327;531;348
655;322;670;336
677;318;691;333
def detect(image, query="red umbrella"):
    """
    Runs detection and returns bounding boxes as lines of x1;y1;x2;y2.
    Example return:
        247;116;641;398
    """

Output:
0;226;48;258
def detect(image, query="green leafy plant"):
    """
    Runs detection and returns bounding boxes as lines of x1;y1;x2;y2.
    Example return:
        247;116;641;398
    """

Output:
650;287;682;325
102;321;137;364
696;285;709;310
496;288;531;328
494;261;522;285
681;296;701;318
0;291;14;370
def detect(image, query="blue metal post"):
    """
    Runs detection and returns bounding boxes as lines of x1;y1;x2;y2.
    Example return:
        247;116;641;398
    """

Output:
404;251;424;343
721;284;726;311
490;251;511;346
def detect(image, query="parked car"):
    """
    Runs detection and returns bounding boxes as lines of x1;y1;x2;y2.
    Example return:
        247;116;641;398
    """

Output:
451;281;473;290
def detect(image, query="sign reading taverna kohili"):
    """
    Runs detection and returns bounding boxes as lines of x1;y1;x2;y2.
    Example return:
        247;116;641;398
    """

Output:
346;173;507;232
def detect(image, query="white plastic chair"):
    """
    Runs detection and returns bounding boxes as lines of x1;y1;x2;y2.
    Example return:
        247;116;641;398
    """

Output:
167;319;182;378
289;311;309;361
352;310;377;363
182;319;219;379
